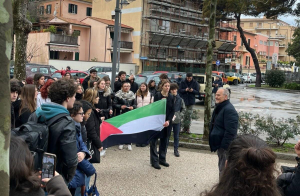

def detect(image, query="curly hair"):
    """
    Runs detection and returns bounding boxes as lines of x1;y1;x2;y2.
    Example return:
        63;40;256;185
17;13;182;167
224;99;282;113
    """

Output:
201;135;281;196
48;79;76;104
68;101;82;117
40;79;54;99
83;88;98;106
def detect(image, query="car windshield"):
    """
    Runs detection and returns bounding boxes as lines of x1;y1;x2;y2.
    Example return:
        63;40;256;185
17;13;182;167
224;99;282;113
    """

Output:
226;72;234;77
194;76;205;84
52;73;62;78
135;76;147;85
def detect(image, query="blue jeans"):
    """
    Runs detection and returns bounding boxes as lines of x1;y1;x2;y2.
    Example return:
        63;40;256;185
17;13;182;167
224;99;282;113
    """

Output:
172;123;180;150
74;175;91;196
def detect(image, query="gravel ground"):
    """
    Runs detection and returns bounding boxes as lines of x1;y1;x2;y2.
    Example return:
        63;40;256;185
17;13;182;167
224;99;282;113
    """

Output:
93;146;296;196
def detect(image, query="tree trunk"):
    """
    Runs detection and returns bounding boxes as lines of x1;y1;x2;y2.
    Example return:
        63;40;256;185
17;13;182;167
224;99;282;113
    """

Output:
235;14;261;87
0;0;13;195
203;0;217;140
13;0;32;81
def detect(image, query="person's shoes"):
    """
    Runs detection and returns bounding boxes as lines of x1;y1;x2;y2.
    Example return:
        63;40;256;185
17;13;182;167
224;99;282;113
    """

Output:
100;149;106;157
151;163;161;170
174;150;180;157
119;145;123;150
159;161;170;167
127;145;132;151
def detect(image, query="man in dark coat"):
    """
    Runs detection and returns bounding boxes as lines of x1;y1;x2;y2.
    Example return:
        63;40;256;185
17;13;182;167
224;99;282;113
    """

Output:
212;75;223;107
114;71;127;93
82;69;100;92
129;75;138;94
178;72;199;133
209;88;238;174
176;73;184;86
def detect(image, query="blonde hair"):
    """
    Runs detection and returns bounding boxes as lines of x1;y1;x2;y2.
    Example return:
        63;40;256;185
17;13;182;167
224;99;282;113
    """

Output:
95;79;108;93
83;88;98;106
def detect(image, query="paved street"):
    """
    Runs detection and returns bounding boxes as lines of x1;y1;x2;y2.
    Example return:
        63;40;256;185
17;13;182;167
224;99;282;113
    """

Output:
191;84;300;143
94;146;295;196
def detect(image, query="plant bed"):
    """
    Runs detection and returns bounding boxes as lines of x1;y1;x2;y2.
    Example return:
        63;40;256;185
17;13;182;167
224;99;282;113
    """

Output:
269;143;295;154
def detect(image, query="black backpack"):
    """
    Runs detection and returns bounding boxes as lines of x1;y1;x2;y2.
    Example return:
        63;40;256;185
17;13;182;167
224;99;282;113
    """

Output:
11;113;68;171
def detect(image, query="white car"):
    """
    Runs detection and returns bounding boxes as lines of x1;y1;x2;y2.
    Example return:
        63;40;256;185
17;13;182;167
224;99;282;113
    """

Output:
242;73;256;83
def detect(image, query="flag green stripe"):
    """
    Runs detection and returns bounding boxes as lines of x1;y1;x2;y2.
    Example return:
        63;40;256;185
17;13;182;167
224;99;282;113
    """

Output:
106;99;166;128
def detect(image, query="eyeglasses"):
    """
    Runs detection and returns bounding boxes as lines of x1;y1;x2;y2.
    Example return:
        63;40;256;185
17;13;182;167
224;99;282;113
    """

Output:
77;112;84;116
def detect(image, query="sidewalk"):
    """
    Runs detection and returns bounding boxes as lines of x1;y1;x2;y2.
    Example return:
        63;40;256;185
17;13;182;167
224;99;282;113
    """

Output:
94;146;294;196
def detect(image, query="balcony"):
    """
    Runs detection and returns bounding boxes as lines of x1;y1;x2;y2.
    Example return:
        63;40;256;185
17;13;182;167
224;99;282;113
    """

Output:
255;26;279;30
50;34;78;45
278;53;287;56
110;40;133;52
271;35;286;39
279;44;286;48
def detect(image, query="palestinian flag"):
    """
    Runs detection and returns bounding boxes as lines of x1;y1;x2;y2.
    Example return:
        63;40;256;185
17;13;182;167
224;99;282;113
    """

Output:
100;99;166;148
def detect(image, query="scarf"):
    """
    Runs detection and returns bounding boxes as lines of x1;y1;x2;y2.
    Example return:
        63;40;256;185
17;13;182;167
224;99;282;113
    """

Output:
115;90;135;101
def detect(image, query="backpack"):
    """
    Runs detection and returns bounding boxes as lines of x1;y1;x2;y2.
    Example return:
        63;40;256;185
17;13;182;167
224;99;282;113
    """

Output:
11;113;68;171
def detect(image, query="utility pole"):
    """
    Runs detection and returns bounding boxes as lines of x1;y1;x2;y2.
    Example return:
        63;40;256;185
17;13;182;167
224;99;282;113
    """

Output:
267;22;273;70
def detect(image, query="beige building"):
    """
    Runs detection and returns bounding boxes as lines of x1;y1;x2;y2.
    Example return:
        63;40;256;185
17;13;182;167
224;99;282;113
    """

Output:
236;17;295;62
92;0;236;73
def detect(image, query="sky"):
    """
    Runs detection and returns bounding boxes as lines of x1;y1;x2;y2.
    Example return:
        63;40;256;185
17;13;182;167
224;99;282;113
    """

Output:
241;0;299;26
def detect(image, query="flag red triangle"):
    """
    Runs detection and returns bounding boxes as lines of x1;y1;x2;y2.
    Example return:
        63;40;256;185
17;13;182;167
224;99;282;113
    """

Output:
100;121;123;142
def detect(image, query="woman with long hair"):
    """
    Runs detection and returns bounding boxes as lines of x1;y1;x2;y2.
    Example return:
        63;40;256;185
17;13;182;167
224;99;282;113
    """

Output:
83;88;104;161
148;79;157;96
33;73;45;92
150;80;174;170
75;84;84;101
94;79;113;120
113;81;136;151
36;79;54;108
64;72;73;80
15;84;38;127
201;135;281;196
9;136;71;196
136;82;153;108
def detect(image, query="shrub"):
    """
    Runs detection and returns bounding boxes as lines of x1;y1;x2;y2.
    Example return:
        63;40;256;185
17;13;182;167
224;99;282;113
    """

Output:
44;25;57;34
238;112;260;136
265;70;286;87
284;82;300;90
255;115;300;146
181;109;200;129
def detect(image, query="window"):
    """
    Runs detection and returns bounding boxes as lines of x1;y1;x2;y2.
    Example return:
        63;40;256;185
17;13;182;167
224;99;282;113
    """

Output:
259;40;263;45
264;41;267;46
31;68;38;73
50;51;59;59
257;23;262;28
40;6;44;15
246;56;250;66
86;7;92;16
46;5;51;14
112;15;115;20
40;68;49;74
247;38;251;46
50;67;57;73
249;23;253;27
268;41;273;46
68;4;77;14
77;72;87;78
153;76;160;84
275;42;279;47
233;35;237;43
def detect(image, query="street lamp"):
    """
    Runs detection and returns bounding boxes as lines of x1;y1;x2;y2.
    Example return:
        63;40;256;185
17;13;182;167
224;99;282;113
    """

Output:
105;0;135;91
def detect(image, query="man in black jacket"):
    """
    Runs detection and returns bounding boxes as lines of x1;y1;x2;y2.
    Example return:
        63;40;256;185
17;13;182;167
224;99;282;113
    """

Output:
82;69;100;92
178;72;199;133
129;75;138;94
29;79;78;183
114;71;127;93
209;88;238;174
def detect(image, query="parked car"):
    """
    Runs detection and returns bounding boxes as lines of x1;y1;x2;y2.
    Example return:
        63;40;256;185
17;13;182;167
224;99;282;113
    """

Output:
251;72;265;82
87;66;112;73
153;71;169;74
212;71;228;84
226;72;241;85
242;73;256;83
193;73;231;101
167;72;186;83
52;70;88;84
10;64;58;80
236;73;245;84
135;74;161;87
97;72;109;79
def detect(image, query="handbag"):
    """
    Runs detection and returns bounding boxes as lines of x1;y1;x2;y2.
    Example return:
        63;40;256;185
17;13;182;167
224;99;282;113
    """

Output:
87;140;100;163
86;173;100;196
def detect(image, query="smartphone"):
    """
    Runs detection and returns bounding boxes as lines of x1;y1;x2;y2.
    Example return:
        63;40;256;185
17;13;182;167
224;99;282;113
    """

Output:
41;153;56;180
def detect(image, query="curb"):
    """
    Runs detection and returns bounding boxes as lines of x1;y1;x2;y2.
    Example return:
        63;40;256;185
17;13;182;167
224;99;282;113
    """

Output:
169;141;296;161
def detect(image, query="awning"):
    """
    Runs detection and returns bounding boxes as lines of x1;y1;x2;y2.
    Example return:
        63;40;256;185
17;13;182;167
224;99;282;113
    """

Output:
50;45;79;53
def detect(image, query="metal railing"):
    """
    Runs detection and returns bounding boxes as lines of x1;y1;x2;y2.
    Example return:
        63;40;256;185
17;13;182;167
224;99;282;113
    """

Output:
50;34;78;45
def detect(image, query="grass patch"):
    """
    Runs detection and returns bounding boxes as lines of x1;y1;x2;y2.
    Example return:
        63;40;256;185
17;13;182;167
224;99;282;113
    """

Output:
268;142;295;154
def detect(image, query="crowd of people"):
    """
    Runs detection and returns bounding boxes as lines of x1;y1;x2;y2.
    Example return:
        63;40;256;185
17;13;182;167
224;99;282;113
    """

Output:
9;67;300;196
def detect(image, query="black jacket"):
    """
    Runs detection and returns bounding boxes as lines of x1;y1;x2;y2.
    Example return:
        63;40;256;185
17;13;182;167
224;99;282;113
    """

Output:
94;90;112;119
114;79;123;93
15;108;32;128
178;79;200;106
154;92;175;138
209;100;238;152
82;75;100;92
11;99;21;129
85;108;103;149
149;86;157;97
283;162;300;196
130;81;139;94
113;96;136;114
176;77;183;86
212;79;223;93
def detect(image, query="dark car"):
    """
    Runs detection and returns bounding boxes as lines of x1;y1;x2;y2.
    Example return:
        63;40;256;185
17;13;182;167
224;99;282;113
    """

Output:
87;66;112;73
52;70;88;84
135;74;161;87
167;72;186;83
10;64;58;80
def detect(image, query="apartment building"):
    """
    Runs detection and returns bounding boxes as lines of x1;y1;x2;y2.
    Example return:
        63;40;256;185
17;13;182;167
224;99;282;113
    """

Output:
236;17;295;62
92;0;236;73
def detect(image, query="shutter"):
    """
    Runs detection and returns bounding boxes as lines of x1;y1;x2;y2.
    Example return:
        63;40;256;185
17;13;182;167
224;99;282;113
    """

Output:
75;5;77;14
68;4;71;13
49;5;51;14
86;7;88;16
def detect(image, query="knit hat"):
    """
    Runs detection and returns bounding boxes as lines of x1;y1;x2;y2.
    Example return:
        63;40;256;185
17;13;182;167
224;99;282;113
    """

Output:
80;100;93;113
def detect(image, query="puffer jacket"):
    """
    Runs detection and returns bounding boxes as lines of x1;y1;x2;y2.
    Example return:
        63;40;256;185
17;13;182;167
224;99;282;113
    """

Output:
136;92;153;108
95;90;112;119
85;108;103;149
113;95;136;114
28;103;78;183
173;94;186;124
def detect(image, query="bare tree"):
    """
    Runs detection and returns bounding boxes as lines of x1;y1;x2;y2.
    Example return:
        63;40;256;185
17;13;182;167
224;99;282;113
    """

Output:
0;0;13;195
26;42;42;62
13;0;32;80
203;0;217;140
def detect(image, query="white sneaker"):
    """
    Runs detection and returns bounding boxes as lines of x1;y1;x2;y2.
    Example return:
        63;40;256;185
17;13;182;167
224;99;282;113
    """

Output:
127;145;132;151
119;145;124;150
100;149;106;157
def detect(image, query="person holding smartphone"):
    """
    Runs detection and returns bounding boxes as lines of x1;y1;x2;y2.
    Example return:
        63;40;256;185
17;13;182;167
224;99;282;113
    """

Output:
9;136;71;196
